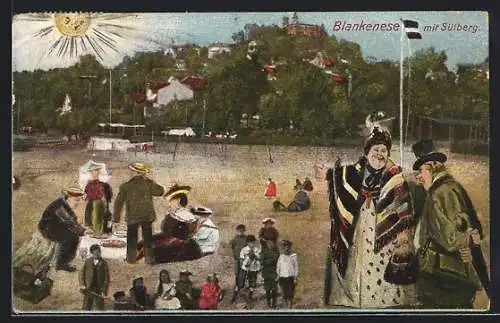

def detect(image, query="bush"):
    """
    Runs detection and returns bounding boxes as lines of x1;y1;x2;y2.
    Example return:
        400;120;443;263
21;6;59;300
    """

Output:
450;140;489;156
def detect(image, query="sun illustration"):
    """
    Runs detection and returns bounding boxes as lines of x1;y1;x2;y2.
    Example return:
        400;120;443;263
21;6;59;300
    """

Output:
13;12;163;69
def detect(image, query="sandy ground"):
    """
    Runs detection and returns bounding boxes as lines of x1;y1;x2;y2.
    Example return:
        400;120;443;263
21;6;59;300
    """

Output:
11;144;490;312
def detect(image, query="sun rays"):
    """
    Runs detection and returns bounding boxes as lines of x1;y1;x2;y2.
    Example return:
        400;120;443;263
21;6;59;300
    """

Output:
12;12;164;70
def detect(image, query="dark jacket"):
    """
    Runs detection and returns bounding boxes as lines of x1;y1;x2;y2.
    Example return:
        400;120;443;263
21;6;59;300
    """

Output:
38;197;85;242
261;246;280;280
230;235;247;260
259;227;279;243
417;171;482;287
113;175;165;225
79;258;110;295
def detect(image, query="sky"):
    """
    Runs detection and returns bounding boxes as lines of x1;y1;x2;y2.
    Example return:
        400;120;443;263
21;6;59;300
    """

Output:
12;11;488;72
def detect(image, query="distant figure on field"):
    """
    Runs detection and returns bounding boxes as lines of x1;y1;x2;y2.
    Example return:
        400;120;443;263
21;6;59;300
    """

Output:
264;178;277;199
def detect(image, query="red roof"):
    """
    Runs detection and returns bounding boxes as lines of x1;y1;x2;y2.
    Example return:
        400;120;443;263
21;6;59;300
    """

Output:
263;65;276;73
181;76;206;90
134;93;147;103
332;74;347;83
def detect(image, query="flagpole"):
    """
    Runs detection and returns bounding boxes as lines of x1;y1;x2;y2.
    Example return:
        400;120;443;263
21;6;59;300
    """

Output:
109;69;112;124
405;38;412;145
399;19;404;166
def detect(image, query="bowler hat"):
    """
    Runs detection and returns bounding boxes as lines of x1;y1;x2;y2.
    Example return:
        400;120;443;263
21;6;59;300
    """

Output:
164;184;192;200
411;139;447;171
128;162;151;174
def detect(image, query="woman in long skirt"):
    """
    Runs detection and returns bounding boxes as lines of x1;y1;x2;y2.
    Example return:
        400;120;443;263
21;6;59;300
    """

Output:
84;164;112;235
327;126;417;308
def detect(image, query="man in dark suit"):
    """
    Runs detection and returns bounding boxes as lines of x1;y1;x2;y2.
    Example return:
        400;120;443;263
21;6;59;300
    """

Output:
79;244;110;310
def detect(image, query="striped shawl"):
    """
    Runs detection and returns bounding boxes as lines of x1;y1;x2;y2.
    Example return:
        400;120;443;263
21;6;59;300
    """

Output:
326;157;415;277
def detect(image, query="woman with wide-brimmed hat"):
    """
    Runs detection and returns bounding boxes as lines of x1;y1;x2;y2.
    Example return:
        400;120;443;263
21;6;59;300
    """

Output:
136;184;204;264
113;162;167;265
83;162;113;235
325;126;417;308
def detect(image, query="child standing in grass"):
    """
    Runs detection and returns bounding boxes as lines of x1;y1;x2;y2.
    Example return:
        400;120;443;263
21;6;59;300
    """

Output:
276;240;299;309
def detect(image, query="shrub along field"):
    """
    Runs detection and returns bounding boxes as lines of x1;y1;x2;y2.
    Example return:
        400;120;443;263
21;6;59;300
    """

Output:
12;143;490;311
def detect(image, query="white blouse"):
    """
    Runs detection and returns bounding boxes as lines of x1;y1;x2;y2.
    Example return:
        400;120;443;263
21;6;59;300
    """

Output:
276;253;299;278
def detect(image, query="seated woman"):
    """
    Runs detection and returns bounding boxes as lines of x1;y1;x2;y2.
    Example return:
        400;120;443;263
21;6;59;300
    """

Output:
136;185;203;263
175;270;200;309
198;274;224;310
191;206;220;256
272;185;311;213
154;270;181;310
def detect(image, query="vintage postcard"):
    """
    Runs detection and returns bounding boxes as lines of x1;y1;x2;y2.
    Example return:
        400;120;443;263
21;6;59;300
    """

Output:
11;11;490;313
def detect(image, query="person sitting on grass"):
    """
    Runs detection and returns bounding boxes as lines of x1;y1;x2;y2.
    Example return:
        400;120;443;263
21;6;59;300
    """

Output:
154;270;181;310
175;270;200;309
273;182;311;213
129;276;152;310
113;290;136;310
198;273;224;310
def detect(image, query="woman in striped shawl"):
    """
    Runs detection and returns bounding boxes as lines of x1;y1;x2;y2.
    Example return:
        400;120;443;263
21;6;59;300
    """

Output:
326;126;417;308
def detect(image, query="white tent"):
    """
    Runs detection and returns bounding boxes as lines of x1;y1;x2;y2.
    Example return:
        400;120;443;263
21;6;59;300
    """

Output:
163;127;196;137
78;160;112;190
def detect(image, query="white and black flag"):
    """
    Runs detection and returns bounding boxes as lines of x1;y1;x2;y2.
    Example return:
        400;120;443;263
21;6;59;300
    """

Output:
403;20;422;39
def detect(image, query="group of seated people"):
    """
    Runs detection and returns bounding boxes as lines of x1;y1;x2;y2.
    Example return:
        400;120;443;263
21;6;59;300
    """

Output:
113;269;224;310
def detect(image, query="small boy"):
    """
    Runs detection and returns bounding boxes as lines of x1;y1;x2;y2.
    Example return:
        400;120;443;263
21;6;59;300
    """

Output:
79;244;109;310
276;240;299;309
231;235;261;303
229;224;247;287
261;239;280;308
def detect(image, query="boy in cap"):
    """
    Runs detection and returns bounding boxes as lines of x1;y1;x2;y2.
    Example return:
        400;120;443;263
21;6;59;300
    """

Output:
38;186;86;272
113;162;166;265
79;244;110;310
230;224;247;291
276;240;299;309
412;139;486;309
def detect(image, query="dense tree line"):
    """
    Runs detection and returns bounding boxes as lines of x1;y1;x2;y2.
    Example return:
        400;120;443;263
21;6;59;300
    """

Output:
12;23;488;142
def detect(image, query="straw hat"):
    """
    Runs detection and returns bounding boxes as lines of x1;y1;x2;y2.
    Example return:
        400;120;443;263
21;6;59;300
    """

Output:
262;217;276;224
61;186;84;197
87;162;103;172
164;184;191;200
128;162;151;175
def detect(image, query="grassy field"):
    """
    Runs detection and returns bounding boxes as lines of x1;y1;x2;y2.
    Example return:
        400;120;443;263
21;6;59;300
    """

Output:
11;143;490;312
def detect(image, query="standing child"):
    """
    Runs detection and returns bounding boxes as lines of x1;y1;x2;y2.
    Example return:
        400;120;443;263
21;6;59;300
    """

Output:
264;178;277;199
276;240;299;309
229;224;247;296
79;244;110;311
261;239;280;308
259;218;279;248
232;235;261;303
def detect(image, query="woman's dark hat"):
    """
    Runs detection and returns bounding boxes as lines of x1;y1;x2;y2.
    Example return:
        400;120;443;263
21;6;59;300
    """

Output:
164;184;191;200
364;126;392;155
190;206;213;216
411;139;447;171
89;244;101;252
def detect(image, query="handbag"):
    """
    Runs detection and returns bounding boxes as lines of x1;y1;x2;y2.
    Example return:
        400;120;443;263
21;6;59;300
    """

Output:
384;252;419;285
13;264;53;304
